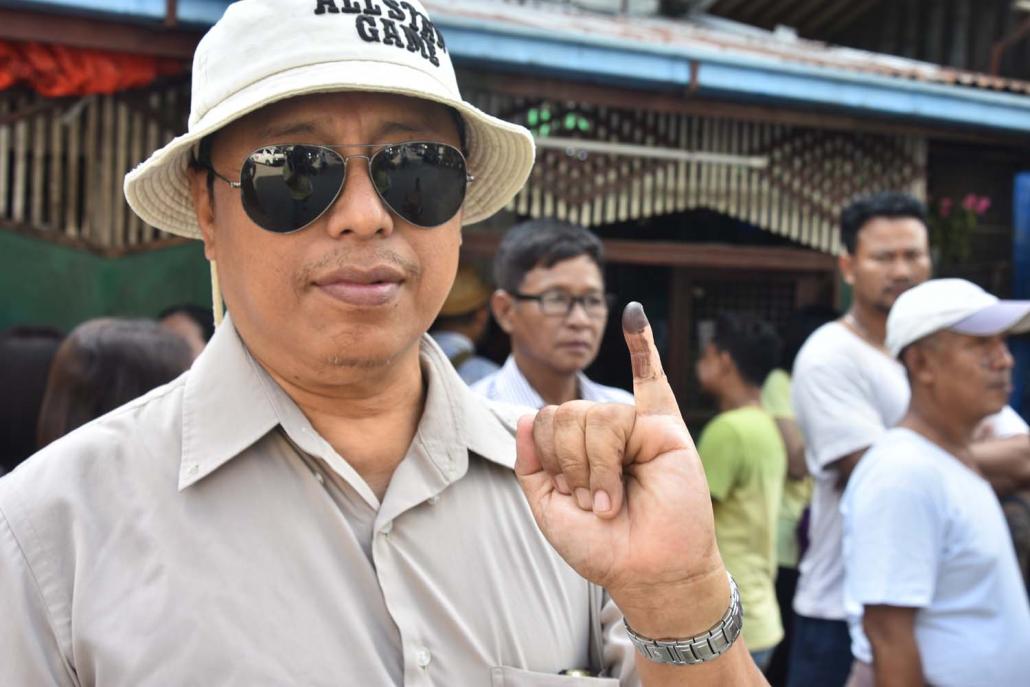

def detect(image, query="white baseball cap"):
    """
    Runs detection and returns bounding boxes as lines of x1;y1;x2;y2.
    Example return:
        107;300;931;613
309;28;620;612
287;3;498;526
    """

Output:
123;0;535;239
886;278;1030;358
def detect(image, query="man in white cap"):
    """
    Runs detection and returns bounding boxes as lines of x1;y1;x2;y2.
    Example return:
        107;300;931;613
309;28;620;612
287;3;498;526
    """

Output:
841;278;1030;687
787;192;1030;687
0;1;762;685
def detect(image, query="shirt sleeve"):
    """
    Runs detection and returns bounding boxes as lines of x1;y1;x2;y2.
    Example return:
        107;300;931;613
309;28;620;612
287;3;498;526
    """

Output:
0;507;78;686
600;593;640;686
792;361;885;476
697;416;742;502
842;461;943;610
761;369;794;420
982;406;1030;438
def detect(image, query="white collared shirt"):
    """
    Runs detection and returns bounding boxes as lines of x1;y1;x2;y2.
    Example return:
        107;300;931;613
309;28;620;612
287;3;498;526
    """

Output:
471;355;634;409
0;316;637;686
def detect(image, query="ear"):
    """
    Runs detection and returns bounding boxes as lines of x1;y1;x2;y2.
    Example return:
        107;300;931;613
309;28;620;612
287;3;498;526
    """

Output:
491;290;516;334
188;167;218;262
839;251;855;286
903;344;935;386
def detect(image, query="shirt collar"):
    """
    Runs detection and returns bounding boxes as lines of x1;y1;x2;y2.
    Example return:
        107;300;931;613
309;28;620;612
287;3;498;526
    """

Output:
179;318;517;491
492;355;614;408
179;314;279;490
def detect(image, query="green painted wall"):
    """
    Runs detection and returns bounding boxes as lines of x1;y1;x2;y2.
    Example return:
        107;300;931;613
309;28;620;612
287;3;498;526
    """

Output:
0;230;212;331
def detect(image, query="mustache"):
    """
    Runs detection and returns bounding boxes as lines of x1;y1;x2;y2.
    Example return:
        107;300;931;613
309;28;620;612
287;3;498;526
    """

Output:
296;248;421;289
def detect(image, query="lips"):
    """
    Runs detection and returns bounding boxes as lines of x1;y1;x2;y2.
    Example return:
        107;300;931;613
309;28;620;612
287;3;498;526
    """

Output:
313;264;406;307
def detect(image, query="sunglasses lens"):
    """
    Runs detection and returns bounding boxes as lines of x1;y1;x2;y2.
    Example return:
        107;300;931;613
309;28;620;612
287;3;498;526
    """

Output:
240;145;344;233
372;143;468;227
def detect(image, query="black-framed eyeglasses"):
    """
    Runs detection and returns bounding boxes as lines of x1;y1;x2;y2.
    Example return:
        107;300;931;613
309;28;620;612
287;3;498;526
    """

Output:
205;141;473;234
512;289;614;318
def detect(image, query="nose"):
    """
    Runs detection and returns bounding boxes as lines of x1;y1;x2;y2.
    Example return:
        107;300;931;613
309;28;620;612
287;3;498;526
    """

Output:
564;299;594;327
321;156;394;240
993;338;1015;370
888;254;914;280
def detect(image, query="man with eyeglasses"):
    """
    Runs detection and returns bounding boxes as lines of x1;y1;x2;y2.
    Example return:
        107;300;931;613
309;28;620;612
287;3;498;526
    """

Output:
472;219;634;409
0;1;764;685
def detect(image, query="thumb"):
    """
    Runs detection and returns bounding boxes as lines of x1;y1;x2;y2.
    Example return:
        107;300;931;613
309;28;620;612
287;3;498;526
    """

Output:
623;302;681;418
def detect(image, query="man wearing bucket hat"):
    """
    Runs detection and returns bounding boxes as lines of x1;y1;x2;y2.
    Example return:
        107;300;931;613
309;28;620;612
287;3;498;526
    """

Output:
841;278;1030;687
430;265;499;384
0;1;762;685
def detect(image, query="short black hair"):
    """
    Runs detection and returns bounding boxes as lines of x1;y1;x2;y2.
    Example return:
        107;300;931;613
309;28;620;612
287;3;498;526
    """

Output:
840;191;927;254
159;304;215;342
494;220;604;293
711;312;781;388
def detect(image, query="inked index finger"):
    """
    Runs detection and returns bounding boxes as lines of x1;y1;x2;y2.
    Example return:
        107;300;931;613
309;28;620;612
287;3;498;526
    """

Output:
622;302;681;417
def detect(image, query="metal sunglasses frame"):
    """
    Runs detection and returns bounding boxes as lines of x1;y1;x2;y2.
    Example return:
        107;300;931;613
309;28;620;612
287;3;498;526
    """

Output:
206;140;474;232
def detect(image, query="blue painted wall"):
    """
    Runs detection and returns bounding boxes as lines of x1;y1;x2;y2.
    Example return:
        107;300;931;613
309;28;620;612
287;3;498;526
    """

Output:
10;0;229;26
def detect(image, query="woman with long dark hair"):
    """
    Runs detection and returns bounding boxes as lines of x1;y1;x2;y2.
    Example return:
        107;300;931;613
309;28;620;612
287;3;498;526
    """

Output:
36;318;192;449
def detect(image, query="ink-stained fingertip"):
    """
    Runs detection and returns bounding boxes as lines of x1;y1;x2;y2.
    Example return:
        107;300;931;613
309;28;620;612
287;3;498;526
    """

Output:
622;302;648;334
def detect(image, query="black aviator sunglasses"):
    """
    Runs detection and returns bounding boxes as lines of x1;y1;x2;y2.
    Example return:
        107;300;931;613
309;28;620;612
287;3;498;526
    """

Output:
203;141;473;234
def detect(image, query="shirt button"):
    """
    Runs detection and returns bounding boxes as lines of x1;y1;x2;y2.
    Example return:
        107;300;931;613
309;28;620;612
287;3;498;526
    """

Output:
312;471;325;485
428;495;440;505
380;521;393;536
415;647;431;668
186;463;199;475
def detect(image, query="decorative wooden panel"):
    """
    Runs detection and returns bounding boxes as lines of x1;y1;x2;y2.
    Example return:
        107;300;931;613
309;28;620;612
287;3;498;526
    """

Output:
466;90;927;255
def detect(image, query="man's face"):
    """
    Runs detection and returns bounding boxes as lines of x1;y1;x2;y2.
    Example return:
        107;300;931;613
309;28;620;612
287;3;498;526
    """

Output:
189;92;463;378
694;342;730;396
841;217;931;314
494;255;608;376
914;331;1014;420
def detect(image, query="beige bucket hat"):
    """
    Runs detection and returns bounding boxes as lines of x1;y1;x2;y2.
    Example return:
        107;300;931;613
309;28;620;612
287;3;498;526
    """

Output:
123;0;535;239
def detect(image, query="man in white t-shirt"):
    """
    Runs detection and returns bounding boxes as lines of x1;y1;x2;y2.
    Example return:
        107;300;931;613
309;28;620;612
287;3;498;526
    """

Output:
788;192;1030;687
841;279;1030;687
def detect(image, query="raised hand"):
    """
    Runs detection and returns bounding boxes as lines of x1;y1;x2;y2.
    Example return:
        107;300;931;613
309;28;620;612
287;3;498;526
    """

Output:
514;302;729;639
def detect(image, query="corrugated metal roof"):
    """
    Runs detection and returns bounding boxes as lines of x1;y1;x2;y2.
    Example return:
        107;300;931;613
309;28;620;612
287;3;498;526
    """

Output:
426;0;1030;95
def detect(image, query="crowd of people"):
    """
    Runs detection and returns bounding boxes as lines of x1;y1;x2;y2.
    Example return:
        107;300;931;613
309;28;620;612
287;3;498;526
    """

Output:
2;1;1029;685
0;307;212;475
426;194;1030;686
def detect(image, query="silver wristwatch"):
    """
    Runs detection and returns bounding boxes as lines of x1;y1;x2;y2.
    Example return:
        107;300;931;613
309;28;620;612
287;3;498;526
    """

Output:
624;572;743;665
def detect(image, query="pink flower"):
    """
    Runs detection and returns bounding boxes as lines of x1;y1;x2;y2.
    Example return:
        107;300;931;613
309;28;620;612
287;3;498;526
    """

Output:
975;196;991;215
939;197;953;218
962;193;977;211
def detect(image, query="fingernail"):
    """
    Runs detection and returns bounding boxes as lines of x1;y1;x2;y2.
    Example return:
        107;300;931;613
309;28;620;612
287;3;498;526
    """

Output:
575;487;592;510
593;490;612;513
554;474;571;495
622;302;648;333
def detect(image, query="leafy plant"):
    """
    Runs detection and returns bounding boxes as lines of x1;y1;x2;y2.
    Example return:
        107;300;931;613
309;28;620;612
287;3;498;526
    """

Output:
928;193;990;265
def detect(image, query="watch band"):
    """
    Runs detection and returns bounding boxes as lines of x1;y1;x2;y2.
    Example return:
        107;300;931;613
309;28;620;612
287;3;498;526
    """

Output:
623;572;743;666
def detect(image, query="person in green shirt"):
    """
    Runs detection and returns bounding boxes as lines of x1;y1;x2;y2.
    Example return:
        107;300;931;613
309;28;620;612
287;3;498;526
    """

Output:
696;313;787;672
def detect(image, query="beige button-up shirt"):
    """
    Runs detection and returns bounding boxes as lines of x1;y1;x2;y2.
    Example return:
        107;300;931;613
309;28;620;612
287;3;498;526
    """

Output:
0;316;638;686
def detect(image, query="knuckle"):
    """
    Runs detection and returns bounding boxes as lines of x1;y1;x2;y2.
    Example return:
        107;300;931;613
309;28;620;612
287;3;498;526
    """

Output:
554;401;589;427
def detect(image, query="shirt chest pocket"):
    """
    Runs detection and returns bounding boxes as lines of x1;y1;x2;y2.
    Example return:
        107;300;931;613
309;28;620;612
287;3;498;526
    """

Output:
490;666;620;686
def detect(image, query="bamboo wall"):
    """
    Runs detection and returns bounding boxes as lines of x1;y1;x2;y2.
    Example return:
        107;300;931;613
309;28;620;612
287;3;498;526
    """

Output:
0;81;189;252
